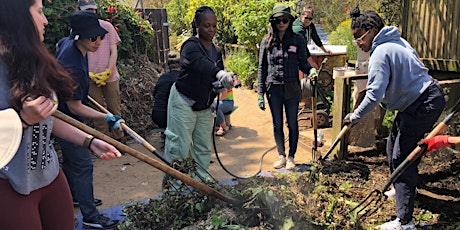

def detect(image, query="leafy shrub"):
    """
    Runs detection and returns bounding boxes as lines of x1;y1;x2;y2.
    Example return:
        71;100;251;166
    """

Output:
43;0;154;59
328;19;357;61
224;49;258;89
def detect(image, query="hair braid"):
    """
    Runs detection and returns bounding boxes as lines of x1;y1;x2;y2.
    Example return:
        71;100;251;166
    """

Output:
192;6;215;36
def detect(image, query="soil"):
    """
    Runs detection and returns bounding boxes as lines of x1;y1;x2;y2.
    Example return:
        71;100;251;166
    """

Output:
80;60;459;229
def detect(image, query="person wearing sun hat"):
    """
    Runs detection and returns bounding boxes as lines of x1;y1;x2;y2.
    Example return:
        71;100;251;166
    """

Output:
258;4;314;170
55;10;123;229
78;0;125;145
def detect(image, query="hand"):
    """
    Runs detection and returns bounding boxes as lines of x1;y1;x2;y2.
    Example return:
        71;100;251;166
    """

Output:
90;138;122;159
216;70;235;90
308;68;317;78
104;113;125;131
20;96;58;127
94;69;112;87
420;135;450;155
343;113;358;126
257;94;265;111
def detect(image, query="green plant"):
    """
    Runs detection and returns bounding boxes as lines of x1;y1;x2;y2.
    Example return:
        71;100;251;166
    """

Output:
224;49;258;89
328;19;357;61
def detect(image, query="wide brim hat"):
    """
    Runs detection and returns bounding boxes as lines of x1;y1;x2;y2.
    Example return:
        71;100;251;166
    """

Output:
270;4;294;20
0;109;22;169
69;11;108;40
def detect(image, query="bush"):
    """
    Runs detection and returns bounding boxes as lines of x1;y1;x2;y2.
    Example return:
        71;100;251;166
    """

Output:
328;19;357;61
43;0;154;59
224;48;258;89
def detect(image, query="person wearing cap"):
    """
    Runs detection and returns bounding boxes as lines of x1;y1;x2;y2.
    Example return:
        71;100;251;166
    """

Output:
0;0;121;229
78;0;125;144
55;10;124;229
257;4;314;170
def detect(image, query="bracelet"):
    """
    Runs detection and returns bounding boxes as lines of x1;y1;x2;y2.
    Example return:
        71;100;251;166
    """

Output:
19;114;32;128
83;135;95;149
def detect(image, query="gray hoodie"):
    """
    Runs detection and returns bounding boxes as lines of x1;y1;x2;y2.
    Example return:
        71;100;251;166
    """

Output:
350;26;433;122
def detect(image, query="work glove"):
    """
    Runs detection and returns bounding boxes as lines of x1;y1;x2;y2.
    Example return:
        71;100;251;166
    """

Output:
420;135;450;155
90;69;113;87
216;70;235;90
343;113;358;126
104;113;125;131
234;79;242;88
257;94;265;111
308;68;317;79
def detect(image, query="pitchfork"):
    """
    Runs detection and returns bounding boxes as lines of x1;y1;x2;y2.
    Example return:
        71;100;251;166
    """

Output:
350;98;460;220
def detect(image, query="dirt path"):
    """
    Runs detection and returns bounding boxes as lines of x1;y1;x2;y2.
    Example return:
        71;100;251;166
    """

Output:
85;88;333;213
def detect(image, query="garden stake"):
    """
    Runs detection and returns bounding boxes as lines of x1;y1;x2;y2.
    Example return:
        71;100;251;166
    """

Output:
52;110;243;206
319;123;351;161
350;98;460;220
87;96;171;165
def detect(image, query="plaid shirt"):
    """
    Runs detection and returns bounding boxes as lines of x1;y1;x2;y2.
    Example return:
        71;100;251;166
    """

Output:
257;30;311;94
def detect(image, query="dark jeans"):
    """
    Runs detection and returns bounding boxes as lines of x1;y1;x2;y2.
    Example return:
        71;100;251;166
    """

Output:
55;137;100;221
386;81;445;222
267;84;300;158
151;109;167;128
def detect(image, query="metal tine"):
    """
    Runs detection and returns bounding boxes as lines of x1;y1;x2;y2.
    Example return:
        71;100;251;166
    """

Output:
350;190;386;220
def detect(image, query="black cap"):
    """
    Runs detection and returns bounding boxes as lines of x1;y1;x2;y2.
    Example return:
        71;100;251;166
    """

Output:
69;11;107;40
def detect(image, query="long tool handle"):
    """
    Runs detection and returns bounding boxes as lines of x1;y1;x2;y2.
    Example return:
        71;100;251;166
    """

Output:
87;96;170;165
381;98;460;192
319;123;351;160
52;110;242;206
311;58;328;159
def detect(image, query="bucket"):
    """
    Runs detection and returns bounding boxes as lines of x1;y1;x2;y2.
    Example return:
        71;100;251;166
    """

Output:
332;67;346;79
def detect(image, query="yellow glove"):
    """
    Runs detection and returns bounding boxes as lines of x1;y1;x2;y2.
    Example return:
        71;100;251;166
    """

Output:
94;69;112;87
89;72;99;83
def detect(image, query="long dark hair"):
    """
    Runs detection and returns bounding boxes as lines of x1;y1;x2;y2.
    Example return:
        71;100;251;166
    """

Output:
266;17;294;51
191;6;215;36
0;0;75;111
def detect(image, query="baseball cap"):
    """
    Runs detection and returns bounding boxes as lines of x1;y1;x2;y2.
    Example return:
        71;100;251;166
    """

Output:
0;109;22;169
78;0;97;11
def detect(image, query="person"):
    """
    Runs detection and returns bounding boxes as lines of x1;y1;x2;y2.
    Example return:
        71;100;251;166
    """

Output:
151;54;181;142
163;6;235;189
343;6;445;230
78;0;125;143
213;88;235;136
257;4;314;170
55;11;125;229
292;6;332;70
0;1;121;229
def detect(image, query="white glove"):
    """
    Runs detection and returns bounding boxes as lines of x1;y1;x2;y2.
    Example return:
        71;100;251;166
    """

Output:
216;70;235;90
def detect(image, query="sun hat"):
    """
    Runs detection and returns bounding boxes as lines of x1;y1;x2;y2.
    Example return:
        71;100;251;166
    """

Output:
0;108;22;169
78;0;97;11
270;4;294;20
69;11;108;40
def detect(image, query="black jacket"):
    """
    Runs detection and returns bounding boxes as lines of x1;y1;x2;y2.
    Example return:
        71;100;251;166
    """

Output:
175;36;224;111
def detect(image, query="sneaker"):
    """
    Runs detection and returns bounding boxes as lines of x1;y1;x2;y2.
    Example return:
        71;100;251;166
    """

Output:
376;218;416;230
82;215;119;229
73;198;103;207
273;156;286;169
286;157;296;170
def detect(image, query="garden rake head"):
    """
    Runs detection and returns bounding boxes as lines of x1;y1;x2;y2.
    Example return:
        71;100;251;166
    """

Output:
350;189;387;220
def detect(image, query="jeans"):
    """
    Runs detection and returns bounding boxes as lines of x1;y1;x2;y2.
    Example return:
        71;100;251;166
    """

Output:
386;81;445;222
267;84;300;158
213;100;234;125
55;137;99;221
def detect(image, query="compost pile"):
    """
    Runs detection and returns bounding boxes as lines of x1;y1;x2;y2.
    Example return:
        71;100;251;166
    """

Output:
117;148;460;229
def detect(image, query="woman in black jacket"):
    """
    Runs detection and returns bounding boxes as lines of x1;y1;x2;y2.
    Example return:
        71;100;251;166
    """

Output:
163;6;235;190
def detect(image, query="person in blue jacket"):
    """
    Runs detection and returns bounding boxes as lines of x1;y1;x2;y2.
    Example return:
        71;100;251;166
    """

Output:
343;6;445;230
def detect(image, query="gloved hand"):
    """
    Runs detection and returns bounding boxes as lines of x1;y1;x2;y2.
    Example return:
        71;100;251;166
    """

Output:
308;68;317;78
104;113;125;131
420;135;450;155
216;70;235;90
234;79;242;88
257;94;265;111
90;69;113;87
343;113;358;126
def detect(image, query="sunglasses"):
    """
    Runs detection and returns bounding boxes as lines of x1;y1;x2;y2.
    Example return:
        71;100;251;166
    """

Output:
271;18;290;24
304;17;313;20
89;35;105;42
353;30;370;44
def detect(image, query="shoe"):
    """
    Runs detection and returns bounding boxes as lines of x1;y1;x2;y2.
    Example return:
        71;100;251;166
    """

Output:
376;218;416;230
286;157;296;170
73;198;103;207
82;214;119;229
384;187;418;200
273;155;286;169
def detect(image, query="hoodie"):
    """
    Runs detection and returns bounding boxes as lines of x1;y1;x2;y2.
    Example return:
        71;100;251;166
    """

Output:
350;26;433;122
292;17;324;47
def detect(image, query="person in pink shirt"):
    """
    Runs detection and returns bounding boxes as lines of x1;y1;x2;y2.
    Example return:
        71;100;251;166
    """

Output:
78;0;124;143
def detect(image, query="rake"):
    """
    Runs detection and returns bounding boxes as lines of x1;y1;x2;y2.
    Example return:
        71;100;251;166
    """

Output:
350;97;460;220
